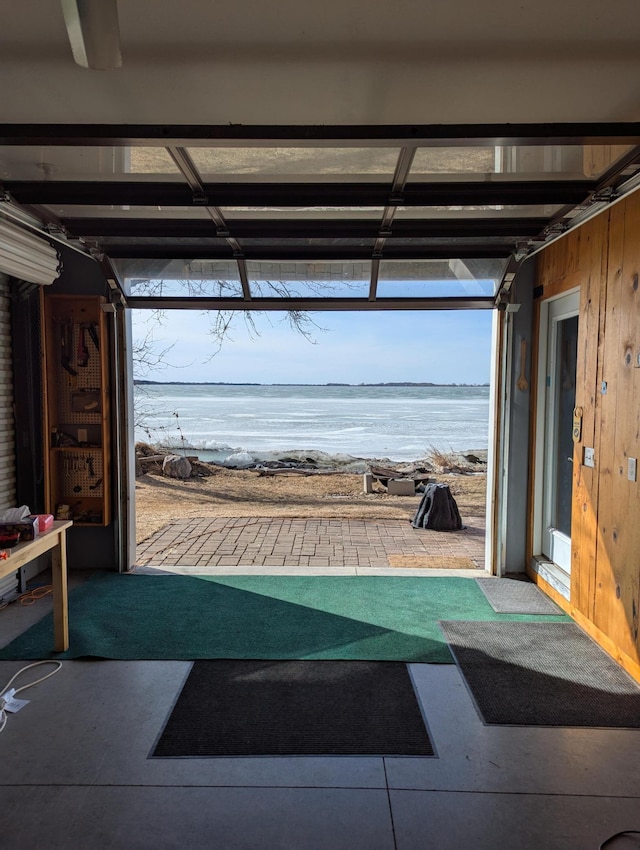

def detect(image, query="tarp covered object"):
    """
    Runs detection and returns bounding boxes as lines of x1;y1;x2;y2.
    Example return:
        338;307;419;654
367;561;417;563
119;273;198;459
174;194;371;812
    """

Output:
411;483;463;531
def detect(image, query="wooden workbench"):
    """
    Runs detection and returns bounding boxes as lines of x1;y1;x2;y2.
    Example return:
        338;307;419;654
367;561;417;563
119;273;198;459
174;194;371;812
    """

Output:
1;520;72;651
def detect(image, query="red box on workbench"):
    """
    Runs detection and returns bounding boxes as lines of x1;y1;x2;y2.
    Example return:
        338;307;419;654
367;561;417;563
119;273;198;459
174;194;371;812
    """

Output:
31;514;54;533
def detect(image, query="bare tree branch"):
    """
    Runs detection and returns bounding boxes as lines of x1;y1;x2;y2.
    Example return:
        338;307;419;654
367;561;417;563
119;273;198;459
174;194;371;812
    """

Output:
130;271;361;435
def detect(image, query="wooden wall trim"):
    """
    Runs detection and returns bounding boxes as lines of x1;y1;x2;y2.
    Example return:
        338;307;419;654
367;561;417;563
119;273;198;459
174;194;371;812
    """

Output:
527;264;585;570
526;272;541;566
490;309;506;576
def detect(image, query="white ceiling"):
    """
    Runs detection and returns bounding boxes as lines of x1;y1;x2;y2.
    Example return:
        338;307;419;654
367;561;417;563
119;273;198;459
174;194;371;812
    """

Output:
1;0;640;126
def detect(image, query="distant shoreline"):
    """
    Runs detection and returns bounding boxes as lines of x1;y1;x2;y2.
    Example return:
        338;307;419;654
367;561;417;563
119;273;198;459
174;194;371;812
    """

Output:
135;380;489;388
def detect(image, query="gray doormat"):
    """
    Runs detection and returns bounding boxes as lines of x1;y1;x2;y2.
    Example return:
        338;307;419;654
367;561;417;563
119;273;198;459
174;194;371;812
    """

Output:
152;660;434;757
440;621;640;727
475;578;561;614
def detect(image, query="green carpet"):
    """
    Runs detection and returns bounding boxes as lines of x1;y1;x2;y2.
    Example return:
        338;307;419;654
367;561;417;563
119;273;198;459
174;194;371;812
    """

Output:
0;574;569;662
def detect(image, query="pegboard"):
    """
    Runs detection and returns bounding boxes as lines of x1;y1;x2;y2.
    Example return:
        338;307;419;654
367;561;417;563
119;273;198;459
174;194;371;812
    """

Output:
56;320;102;426
56;450;104;499
44;294;111;526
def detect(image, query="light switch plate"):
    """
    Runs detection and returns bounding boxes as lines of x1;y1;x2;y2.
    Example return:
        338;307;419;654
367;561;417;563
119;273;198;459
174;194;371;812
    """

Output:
584;447;595;468
629;458;637;482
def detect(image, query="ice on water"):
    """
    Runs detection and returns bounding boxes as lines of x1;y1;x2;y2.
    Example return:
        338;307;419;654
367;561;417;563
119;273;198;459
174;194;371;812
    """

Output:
135;384;490;467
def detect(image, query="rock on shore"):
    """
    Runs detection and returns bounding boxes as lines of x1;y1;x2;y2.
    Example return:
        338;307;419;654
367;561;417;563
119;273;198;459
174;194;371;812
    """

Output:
135;442;487;479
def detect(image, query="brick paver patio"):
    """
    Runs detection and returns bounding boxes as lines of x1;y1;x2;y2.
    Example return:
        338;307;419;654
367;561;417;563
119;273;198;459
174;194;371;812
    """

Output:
136;516;485;569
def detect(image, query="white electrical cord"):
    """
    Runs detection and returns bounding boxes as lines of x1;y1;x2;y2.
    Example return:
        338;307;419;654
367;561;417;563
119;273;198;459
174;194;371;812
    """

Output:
0;661;62;733
599;832;640;848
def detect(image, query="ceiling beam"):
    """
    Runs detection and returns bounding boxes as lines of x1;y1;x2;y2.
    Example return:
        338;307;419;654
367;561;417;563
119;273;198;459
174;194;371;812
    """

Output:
1;123;640;146
125;295;496;311
3;180;595;207
61;217;547;239
104;245;511;260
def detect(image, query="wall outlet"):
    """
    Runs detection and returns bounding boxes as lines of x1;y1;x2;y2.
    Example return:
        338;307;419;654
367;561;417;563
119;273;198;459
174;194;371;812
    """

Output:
584;447;595;468
628;457;637;482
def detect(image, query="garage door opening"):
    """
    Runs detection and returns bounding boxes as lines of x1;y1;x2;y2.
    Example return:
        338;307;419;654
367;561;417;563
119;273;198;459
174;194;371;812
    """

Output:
129;305;493;573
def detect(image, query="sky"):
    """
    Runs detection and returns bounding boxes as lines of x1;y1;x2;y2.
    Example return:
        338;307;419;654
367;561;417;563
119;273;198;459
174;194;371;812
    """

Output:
131;308;494;385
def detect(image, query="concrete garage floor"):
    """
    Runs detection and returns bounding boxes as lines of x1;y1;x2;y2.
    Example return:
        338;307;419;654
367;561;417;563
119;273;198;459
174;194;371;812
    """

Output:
1;574;639;849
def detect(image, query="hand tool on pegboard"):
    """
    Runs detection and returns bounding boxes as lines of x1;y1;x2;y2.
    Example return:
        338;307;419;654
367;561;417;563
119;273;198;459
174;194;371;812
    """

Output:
86;322;100;351
77;324;89;367
60;321;77;378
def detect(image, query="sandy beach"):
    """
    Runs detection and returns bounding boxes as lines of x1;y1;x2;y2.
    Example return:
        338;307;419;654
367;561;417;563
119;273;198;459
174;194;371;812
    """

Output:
134;457;487;544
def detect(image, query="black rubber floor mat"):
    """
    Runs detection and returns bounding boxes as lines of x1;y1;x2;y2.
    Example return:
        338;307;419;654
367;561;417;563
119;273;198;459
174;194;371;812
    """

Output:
152;659;434;757
440;620;640;727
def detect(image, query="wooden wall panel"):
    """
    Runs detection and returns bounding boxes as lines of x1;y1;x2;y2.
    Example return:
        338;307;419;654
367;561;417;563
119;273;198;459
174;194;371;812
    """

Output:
592;202;627;647
617;196;640;652
537;227;582;293
593;195;640;658
535;192;640;669
570;215;608;618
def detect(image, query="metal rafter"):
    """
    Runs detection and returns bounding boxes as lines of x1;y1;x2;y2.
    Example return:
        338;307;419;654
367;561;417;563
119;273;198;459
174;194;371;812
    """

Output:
2;179;596;207
166;146;205;197
165;146;251;298
125;295;496;311
3;123;640;306
541;144;640;237
369;257;380;301
59;216;547;239
2;122;640;146
594;145;640;190
235;256;251;299
105;245;511;260
374;145;417;257
493;255;521;308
